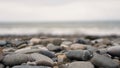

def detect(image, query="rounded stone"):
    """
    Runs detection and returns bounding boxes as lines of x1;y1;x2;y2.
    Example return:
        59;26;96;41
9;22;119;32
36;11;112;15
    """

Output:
90;53;119;68
65;50;93;61
107;46;120;57
30;53;54;67
2;54;32;66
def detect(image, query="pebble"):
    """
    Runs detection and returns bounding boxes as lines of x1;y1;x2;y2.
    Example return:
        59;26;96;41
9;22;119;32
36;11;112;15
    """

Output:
0;36;120;68
70;44;87;50
17;44;28;49
11;40;27;47
15;46;48;54
0;40;7;47
57;54;67;63
60;41;72;50
74;38;90;44
52;38;63;46
61;41;73;46
39;50;55;58
90;53;119;68
86;46;97;52
41;38;62;46
30;53;54;67
2;54;33;66
0;64;4;68
47;43;62;52
107;45;120;57
3;48;16;52
96;48;108;54
65;50;93;61
30;38;41;45
68;61;94;68
0;47;4;62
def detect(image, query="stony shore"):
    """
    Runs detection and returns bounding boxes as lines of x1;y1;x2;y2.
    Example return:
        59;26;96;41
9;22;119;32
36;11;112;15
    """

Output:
0;34;120;68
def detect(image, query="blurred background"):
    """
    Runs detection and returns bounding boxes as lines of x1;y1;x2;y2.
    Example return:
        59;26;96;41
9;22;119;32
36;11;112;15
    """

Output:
0;0;120;36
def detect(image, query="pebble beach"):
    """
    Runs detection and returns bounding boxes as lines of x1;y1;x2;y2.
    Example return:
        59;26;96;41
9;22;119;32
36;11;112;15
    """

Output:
0;34;120;68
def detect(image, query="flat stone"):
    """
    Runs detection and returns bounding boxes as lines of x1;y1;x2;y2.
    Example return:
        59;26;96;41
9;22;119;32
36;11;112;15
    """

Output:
15;46;48;54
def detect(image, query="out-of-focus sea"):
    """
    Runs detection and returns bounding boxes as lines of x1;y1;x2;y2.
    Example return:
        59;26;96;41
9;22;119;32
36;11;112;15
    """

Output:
0;22;120;36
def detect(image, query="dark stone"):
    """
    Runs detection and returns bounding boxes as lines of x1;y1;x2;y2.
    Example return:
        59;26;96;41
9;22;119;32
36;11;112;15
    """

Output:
74;38;90;44
91;53;119;68
39;50;55;58
65;50;93;61
0;40;7;47
47;43;62;52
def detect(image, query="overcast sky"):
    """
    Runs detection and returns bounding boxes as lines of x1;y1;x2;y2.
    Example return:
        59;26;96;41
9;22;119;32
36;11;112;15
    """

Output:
0;0;120;22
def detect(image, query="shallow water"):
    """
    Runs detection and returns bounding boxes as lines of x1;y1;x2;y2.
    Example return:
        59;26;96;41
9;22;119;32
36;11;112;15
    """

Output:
0;22;120;36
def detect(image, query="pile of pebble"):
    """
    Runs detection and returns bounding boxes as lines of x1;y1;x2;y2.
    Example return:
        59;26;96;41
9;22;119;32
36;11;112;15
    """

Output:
0;36;120;68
